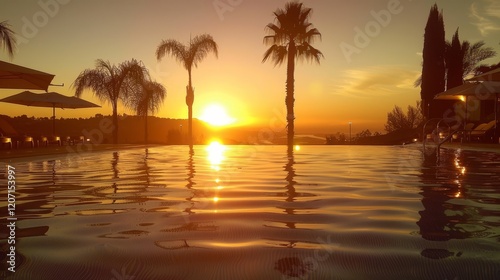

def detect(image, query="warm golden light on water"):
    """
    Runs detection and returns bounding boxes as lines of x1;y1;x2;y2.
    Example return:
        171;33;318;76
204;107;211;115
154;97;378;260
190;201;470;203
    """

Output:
206;141;226;168
9;143;500;279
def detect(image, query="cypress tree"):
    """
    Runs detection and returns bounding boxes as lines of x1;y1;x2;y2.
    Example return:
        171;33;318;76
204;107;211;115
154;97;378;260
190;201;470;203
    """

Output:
446;29;464;89
420;4;446;118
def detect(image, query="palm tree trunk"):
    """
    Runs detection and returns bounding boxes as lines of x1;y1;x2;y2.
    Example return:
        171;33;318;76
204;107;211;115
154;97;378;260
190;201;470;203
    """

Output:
145;112;148;145
286;43;296;150
186;70;194;148
112;102;118;144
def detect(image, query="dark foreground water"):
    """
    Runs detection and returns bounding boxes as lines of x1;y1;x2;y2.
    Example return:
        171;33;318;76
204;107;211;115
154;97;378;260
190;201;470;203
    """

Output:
1;145;500;279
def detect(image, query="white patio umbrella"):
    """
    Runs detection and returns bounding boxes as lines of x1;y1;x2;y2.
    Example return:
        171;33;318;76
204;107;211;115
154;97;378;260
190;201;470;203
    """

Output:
434;82;500;101
0;91;100;135
0;61;55;91
467;68;500;82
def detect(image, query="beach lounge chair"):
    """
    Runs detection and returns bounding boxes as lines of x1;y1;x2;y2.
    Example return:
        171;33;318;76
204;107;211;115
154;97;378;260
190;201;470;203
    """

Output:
0;134;12;149
19;135;35;148
0;117;35;148
469;120;496;142
64;135;85;145
76;136;85;144
451;123;475;142
40;136;62;146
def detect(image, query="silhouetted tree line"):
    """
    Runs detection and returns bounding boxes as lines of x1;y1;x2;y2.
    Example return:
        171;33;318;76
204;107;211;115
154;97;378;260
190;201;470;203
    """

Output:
1;114;207;145
326;129;381;145
326;132;346;144
385;101;424;133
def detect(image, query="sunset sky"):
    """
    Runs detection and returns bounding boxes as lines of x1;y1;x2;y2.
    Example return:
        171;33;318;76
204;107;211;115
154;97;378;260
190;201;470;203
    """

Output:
1;0;500;134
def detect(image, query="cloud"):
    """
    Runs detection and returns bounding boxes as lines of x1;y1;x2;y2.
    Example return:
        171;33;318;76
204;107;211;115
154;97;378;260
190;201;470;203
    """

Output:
470;0;500;36
330;66;420;98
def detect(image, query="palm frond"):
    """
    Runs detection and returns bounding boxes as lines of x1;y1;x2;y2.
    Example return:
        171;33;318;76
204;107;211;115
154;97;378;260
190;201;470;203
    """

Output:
190;34;219;68
73;68;113;105
296;42;323;64
462;40;497;78
156;39;188;68
263;34;277;45
302;28;322;43
126;80;166;117
119;59;150;100
262;45;288;66
298;6;312;24
0;21;17;59
414;75;422;88
145;81;166;115
95;59;114;73
264;24;286;45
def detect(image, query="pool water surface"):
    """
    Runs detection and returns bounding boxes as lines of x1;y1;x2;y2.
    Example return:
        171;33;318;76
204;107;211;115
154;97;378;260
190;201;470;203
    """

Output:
1;145;500;279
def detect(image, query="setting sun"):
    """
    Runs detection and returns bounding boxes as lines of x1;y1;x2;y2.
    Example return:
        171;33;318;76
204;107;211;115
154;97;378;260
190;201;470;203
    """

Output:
206;140;226;169
199;104;236;127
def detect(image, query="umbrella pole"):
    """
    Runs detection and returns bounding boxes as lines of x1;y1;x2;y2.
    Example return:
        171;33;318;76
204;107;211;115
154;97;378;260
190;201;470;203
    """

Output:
52;105;55;136
496;93;498;142
465;97;468;130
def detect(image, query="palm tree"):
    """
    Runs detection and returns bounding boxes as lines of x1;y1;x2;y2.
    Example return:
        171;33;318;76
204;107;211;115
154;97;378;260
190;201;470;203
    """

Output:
461;41;496;79
73;59;148;144
125;80;166;144
0;21;17;59
156;34;218;147
475;62;500;76
262;2;323;149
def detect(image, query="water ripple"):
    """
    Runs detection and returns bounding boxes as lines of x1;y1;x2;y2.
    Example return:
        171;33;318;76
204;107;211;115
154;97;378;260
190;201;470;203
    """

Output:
1;145;500;279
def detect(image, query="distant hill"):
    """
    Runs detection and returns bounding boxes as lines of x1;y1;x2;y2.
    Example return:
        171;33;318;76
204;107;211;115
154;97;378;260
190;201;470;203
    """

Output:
355;128;420;145
1;114;210;144
3;114;414;146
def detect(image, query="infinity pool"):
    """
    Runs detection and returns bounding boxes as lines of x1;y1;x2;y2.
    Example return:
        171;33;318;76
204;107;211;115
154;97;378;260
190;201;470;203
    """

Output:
1;145;500;279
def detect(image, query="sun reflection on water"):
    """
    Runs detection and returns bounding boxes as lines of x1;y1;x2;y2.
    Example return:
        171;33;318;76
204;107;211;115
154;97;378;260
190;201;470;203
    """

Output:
206;140;226;170
206;141;227;210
